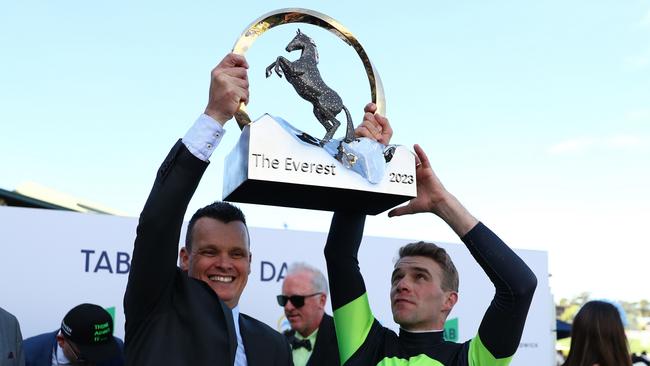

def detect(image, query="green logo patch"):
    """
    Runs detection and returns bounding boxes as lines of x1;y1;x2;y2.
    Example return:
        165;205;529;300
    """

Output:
105;307;116;324
443;317;458;342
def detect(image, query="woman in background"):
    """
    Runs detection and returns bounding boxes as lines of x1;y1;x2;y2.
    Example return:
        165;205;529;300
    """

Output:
563;300;632;366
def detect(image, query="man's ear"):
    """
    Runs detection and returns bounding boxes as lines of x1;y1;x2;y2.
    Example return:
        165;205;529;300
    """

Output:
179;247;190;271
443;291;459;312
318;293;327;309
248;252;252;275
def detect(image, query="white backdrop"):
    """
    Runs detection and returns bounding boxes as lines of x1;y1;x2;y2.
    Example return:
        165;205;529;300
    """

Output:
0;206;553;365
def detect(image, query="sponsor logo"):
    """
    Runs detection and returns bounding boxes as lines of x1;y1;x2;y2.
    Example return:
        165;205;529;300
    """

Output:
61;321;72;336
93;321;110;342
443;317;459;342
81;249;131;274
260;261;288;282
518;342;539;348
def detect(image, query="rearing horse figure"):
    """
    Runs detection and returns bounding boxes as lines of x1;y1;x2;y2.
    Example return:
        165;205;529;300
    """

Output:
266;29;355;145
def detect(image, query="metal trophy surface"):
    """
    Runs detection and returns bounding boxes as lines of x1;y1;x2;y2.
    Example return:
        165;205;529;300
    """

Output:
223;8;415;214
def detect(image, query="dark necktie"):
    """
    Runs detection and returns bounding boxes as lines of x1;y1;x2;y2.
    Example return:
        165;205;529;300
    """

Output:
291;338;312;351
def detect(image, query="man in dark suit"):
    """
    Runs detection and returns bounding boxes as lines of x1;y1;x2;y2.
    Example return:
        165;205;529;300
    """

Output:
124;53;291;366
23;304;123;366
279;263;339;366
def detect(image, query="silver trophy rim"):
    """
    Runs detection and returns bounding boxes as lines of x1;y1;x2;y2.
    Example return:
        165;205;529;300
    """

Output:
231;8;386;130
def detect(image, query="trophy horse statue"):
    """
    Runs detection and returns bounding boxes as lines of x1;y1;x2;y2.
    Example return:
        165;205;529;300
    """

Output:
266;29;355;145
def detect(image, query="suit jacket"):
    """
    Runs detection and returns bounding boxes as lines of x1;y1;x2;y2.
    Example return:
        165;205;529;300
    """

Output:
124;140;236;366
23;331;124;366
284;314;339;366
125;140;290;366
0;308;24;366
240;314;292;366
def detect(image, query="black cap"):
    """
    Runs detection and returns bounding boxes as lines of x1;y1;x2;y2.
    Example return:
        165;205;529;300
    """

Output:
60;304;119;362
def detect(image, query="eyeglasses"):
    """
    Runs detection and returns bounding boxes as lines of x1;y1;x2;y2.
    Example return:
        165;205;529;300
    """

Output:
65;341;88;365
276;293;322;308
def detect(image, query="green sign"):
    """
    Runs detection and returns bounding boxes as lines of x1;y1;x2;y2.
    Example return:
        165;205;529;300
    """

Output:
443;317;458;342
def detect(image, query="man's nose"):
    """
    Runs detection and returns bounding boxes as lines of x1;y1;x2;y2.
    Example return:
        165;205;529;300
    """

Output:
213;254;233;270
284;299;295;311
396;278;411;292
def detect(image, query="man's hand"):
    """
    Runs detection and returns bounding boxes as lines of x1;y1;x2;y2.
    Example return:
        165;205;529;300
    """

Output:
388;144;478;237
388;144;448;217
354;103;393;145
204;53;249;126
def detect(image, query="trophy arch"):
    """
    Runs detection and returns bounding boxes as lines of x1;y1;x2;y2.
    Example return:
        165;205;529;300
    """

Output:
231;8;385;130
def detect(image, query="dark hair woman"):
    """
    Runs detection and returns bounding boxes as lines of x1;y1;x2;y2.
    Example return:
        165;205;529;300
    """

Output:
563;300;632;366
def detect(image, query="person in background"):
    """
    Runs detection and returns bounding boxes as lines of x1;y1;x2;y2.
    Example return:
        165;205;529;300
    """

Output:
1;307;25;366
562;300;632;366
632;351;650;366
278;263;339;366
23;303;123;366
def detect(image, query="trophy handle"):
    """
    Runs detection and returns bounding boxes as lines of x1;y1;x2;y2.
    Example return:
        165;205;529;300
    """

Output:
231;8;385;131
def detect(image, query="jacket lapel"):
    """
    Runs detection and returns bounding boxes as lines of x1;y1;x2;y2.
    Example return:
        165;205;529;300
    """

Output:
307;314;335;366
239;315;262;366
222;302;237;365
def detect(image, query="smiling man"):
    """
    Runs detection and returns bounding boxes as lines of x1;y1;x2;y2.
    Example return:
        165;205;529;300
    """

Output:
179;203;251;310
324;143;538;366
123;53;291;366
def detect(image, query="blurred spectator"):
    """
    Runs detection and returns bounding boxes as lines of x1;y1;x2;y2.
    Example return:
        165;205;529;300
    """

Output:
1;307;25;366
556;350;565;366
278;263;339;366
563;300;631;366
24;304;123;366
632;352;650;365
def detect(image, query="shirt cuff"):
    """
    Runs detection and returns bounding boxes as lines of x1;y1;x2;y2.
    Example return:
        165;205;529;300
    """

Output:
182;114;226;162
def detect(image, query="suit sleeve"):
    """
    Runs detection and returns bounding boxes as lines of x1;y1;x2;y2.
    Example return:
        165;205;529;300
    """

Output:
123;140;208;333
463;223;538;364
14;315;25;366
324;212;374;365
281;336;293;366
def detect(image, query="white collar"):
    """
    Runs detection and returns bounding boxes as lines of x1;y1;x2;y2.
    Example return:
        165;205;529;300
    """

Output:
53;337;72;365
400;327;444;333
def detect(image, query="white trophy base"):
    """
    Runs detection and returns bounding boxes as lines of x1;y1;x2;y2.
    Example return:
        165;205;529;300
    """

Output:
223;114;416;215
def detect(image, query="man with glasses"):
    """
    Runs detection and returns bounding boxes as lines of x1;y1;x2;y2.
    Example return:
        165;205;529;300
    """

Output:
277;263;339;366
24;304;124;366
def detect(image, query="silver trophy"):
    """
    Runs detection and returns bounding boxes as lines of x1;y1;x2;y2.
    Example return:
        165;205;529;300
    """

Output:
223;9;415;214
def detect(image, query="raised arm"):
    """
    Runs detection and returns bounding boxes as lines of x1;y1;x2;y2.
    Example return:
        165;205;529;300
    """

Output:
124;53;249;332
124;139;209;329
389;144;537;362
461;222;537;362
324;212;372;365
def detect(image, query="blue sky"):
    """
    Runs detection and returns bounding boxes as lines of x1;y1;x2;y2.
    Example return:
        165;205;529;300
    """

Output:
1;1;649;300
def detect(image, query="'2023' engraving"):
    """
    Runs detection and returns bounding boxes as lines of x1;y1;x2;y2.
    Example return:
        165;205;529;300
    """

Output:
389;173;414;184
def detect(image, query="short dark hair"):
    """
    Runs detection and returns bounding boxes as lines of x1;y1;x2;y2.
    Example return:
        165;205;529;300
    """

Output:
398;241;459;292
185;201;247;250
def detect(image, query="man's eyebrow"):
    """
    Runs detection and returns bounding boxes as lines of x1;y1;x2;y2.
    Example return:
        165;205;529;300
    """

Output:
391;266;432;278
411;266;432;276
